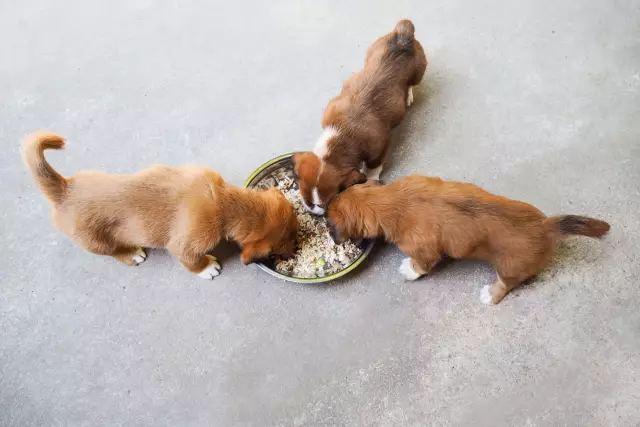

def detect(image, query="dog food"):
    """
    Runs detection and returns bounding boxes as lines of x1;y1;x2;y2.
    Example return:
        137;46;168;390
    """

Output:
275;177;362;278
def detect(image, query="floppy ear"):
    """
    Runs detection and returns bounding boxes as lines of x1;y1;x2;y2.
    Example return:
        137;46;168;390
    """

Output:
291;152;320;179
340;169;367;191
290;153;301;176
290;152;307;177
327;219;346;244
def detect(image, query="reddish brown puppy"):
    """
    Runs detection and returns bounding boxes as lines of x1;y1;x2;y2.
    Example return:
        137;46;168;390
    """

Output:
22;132;298;278
327;177;610;304
293;19;427;215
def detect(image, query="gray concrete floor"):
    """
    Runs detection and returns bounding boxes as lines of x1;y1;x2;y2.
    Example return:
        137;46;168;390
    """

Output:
1;1;639;426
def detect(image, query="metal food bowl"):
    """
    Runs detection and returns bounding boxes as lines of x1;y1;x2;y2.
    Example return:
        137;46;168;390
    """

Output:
244;153;375;283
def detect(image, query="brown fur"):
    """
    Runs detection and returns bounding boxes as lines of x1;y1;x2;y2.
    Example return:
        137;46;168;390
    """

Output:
21;132;298;276
327;176;610;304
292;19;428;212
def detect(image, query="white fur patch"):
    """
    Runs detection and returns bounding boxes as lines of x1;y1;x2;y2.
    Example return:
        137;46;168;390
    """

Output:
399;258;421;281
365;165;383;180
313;126;338;159
406;86;415;107
132;249;147;265
304;188;326;215
198;258;221;279
311;206;326;215
312;188;321;206
303;200;326;216
480;285;494;305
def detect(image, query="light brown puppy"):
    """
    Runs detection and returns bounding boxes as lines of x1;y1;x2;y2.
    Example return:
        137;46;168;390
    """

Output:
327;177;610;304
292;19;427;215
22;132;298;278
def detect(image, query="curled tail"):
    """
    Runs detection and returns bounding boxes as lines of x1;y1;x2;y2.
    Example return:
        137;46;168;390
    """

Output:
394;19;415;44
544;215;610;239
21;131;68;204
385;19;416;60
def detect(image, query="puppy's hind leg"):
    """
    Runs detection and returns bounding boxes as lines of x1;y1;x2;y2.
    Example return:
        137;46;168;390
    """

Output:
481;247;552;304
480;271;537;305
406;86;415;107
76;229;146;267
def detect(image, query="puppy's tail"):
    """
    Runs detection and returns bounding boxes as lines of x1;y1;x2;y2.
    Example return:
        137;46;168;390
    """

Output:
385;20;416;61
21;131;68;204
544;215;610;239
394;19;415;45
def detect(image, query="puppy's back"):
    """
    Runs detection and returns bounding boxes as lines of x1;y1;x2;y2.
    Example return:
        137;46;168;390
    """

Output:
58;165;224;248
396;175;547;238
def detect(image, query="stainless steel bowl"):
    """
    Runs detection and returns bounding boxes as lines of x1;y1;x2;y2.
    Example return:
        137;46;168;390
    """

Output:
245;153;375;283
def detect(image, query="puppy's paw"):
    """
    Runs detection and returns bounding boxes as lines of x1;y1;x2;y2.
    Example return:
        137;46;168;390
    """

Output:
365;165;383;181
132;248;147;265
198;255;221;280
399;258;421;281
406;86;415;107
480;285;495;305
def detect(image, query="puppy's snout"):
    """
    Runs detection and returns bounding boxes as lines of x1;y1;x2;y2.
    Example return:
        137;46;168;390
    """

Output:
279;253;295;261
303;201;327;216
313;204;327;216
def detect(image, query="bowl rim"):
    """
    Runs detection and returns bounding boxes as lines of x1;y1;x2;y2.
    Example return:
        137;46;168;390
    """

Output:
244;152;375;284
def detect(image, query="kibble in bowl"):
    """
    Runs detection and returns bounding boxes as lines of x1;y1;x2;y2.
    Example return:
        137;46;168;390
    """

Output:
245;153;374;283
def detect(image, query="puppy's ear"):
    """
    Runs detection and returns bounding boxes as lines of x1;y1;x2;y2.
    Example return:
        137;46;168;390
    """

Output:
340;169;367;191
290;152;301;176
240;243;265;265
290;152;308;177
327;219;346;244
291;152;320;179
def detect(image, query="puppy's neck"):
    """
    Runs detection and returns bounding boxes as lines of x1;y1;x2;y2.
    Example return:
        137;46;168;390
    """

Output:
221;186;273;244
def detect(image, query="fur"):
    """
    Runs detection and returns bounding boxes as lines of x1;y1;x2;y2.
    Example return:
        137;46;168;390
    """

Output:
327;177;610;304
21;132;298;277
292;19;428;214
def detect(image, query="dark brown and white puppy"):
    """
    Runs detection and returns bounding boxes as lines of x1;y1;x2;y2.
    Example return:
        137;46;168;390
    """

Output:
327;177;610;304
292;19;427;215
22;132;298;278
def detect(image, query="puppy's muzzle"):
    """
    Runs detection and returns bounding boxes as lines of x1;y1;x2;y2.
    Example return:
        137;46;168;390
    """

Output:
303;201;326;216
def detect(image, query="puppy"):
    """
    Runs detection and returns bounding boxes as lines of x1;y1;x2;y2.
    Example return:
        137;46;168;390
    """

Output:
22;132;298;278
292;19;427;215
327;177;610;304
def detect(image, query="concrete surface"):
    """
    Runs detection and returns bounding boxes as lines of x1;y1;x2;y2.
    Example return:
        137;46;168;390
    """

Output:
1;0;639;426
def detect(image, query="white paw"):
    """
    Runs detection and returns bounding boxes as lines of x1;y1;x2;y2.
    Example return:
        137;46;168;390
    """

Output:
480;285;495;305
365;165;383;181
406;86;415;107
132;249;147;265
198;258;221;279
399;258;421;281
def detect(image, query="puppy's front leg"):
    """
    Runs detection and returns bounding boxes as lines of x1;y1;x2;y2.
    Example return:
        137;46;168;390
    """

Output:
112;247;147;266
363;141;389;181
179;252;221;280
398;257;437;280
397;246;440;281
